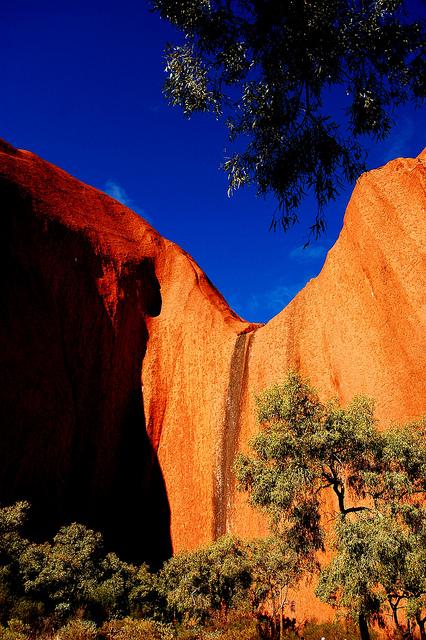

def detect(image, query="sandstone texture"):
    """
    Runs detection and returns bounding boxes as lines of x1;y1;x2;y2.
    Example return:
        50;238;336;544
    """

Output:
143;149;426;620
144;150;426;553
1;139;425;607
233;151;426;540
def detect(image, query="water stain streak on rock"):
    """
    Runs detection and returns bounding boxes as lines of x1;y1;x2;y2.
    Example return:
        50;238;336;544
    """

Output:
214;329;256;538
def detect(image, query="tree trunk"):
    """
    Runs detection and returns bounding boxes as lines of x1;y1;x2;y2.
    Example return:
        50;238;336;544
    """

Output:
359;614;370;640
270;599;277;640
280;605;284;640
405;619;414;640
391;604;401;629
416;615;426;640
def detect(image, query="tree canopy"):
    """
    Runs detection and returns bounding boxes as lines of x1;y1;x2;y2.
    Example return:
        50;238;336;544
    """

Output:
160;535;252;624
246;536;312;640
152;0;426;237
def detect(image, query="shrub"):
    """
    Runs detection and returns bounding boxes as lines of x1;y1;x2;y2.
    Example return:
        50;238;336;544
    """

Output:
174;612;261;640
160;536;252;625
100;617;174;640
0;619;30;640
301;620;370;640
129;564;165;621
56;618;98;640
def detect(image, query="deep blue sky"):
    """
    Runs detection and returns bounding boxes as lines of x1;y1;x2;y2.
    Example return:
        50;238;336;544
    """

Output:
2;1;425;322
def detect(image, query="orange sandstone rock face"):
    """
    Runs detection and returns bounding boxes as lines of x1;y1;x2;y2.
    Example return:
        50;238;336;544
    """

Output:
233;153;426;539
143;150;426;620
1;139;425;598
142;245;257;550
144;151;426;554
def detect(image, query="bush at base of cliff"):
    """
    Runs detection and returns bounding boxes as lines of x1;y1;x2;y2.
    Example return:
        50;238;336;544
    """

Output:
175;611;261;640
0;620;31;640
301;620;368;640
100;617;174;640
56;618;98;640
159;536;252;625
205;617;259;640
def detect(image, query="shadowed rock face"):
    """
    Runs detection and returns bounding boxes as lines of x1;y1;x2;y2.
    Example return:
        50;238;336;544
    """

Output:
0;140;171;565
1;140;425;587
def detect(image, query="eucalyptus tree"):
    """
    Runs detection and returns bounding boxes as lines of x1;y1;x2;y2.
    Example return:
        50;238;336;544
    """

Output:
234;372;426;640
234;372;379;545
404;525;426;640
317;421;426;640
159;535;252;624
20;522;139;622
247;536;315;640
152;0;426;236
0;501;35;623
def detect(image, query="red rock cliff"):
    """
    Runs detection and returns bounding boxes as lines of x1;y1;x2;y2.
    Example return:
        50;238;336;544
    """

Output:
1;140;425;579
0;139;171;563
143;150;426;554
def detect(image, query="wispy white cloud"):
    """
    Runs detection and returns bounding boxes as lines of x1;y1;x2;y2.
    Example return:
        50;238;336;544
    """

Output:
104;180;151;223
262;282;304;315
104;180;132;206
229;281;305;322
289;244;326;261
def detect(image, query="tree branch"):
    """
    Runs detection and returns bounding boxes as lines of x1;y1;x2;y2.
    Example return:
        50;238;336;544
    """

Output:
342;505;370;515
